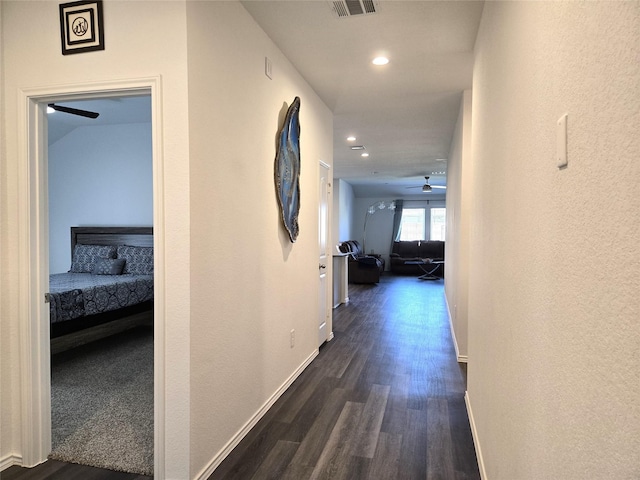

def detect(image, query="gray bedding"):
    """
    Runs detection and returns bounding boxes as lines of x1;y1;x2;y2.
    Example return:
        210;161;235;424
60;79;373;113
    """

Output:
49;273;153;324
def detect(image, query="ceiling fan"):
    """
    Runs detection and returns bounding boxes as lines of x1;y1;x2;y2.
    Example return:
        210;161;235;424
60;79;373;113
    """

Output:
48;103;100;119
407;176;447;193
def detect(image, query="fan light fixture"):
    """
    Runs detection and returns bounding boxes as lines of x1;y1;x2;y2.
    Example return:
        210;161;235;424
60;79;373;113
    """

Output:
422;184;432;193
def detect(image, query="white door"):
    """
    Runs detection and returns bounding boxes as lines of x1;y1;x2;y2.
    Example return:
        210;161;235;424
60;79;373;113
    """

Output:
318;161;331;346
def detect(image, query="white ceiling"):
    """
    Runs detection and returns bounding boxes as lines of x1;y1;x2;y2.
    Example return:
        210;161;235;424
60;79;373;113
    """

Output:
241;0;484;198
48;2;484;199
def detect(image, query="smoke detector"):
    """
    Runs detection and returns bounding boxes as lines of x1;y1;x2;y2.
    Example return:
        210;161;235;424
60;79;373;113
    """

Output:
328;0;379;18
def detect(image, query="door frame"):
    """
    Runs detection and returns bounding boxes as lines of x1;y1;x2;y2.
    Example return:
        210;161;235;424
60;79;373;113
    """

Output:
17;77;166;475
318;160;333;344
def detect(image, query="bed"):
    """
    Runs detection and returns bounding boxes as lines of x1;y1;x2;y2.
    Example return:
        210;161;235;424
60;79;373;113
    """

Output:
49;226;154;341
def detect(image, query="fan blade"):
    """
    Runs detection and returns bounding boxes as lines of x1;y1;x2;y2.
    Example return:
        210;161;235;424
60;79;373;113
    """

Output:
406;184;446;190
49;104;99;119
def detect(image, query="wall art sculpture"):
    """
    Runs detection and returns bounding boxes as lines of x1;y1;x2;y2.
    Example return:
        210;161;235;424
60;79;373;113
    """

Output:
275;96;301;243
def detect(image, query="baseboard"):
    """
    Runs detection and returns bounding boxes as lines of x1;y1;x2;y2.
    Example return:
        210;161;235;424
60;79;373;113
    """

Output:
445;296;467;363
195;349;319;480
465;391;488;480
0;453;23;471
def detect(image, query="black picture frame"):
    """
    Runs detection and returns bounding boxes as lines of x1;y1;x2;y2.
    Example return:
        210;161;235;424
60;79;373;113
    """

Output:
59;0;104;55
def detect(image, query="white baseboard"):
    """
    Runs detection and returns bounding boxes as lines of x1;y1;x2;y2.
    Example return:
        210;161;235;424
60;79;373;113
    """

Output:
465;391;488;480
445;296;467;363
195;349;319;480
0;453;23;472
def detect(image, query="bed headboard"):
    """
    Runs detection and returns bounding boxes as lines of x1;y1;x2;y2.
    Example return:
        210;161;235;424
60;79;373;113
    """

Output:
70;226;153;257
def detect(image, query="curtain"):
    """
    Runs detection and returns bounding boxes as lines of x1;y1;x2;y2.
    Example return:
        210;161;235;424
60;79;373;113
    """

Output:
390;199;404;252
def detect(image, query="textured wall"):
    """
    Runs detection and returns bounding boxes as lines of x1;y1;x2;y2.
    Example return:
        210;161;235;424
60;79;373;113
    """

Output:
333;179;355;246
445;90;472;360
185;2;333;476
467;2;639;478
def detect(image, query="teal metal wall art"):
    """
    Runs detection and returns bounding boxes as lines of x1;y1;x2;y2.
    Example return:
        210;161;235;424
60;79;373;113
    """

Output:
275;97;301;243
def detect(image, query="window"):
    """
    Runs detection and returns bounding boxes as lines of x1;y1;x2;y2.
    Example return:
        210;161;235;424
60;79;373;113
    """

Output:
430;207;446;241
398;207;446;241
399;208;425;241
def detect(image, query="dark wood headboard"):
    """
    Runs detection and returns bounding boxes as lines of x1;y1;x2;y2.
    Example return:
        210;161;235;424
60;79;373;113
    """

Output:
70;226;153;257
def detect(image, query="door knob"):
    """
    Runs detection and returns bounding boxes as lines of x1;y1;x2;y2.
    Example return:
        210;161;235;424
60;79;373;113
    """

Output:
319;264;326;269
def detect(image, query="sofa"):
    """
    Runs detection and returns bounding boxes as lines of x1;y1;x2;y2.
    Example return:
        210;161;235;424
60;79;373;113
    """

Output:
389;240;445;277
338;240;385;284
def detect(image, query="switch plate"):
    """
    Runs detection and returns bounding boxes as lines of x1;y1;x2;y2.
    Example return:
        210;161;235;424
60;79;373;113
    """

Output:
265;57;273;79
557;113;568;168
290;329;295;348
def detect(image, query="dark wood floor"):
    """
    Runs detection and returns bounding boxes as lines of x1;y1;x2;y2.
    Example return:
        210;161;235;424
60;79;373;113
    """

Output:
1;459;151;480
4;274;479;479
209;275;479;480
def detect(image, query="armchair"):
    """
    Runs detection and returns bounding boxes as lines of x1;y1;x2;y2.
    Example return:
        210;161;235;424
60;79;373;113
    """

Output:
338;240;385;284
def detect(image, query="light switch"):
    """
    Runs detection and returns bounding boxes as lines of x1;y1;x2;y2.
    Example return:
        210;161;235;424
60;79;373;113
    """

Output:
557;113;568;169
265;57;273;80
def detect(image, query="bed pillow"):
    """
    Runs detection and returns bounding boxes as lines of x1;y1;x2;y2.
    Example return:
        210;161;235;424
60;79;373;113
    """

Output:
92;258;126;275
70;244;117;273
117;245;154;275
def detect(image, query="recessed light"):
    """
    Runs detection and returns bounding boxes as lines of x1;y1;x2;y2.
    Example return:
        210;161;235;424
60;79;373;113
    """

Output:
372;56;389;66
347;136;356;142
361;153;369;158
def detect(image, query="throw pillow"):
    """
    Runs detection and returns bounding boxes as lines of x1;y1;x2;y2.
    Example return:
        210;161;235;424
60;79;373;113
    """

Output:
92;258;126;275
117;245;154;275
70;244;117;273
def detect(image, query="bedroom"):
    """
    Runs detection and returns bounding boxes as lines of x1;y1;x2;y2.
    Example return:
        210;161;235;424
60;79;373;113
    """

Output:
47;95;154;475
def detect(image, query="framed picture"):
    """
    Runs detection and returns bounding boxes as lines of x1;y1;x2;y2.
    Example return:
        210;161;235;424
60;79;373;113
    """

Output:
59;0;104;55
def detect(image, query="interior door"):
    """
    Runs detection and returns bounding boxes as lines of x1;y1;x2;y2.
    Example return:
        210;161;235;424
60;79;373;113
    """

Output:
318;161;330;346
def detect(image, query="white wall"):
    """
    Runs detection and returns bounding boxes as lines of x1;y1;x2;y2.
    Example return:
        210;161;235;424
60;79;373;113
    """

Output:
353;197;397;266
444;90;472;361
1;1;191;477
332;178;355;247
48;123;153;273
185;2;333;477
467;2;639;478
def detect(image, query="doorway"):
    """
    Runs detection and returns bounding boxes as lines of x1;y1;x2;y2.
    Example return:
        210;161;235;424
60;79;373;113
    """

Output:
47;95;153;474
18;79;165;474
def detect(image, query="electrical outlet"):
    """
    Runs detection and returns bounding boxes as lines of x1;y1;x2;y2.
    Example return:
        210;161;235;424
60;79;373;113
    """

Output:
290;329;295;348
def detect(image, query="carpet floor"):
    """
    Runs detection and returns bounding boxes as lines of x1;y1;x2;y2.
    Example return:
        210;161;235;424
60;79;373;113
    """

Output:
49;326;154;476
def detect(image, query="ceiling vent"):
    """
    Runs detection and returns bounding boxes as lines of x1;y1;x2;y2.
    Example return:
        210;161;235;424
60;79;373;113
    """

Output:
328;0;379;18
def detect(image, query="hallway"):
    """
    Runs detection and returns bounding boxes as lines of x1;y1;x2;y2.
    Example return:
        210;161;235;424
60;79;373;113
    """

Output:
210;275;480;479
